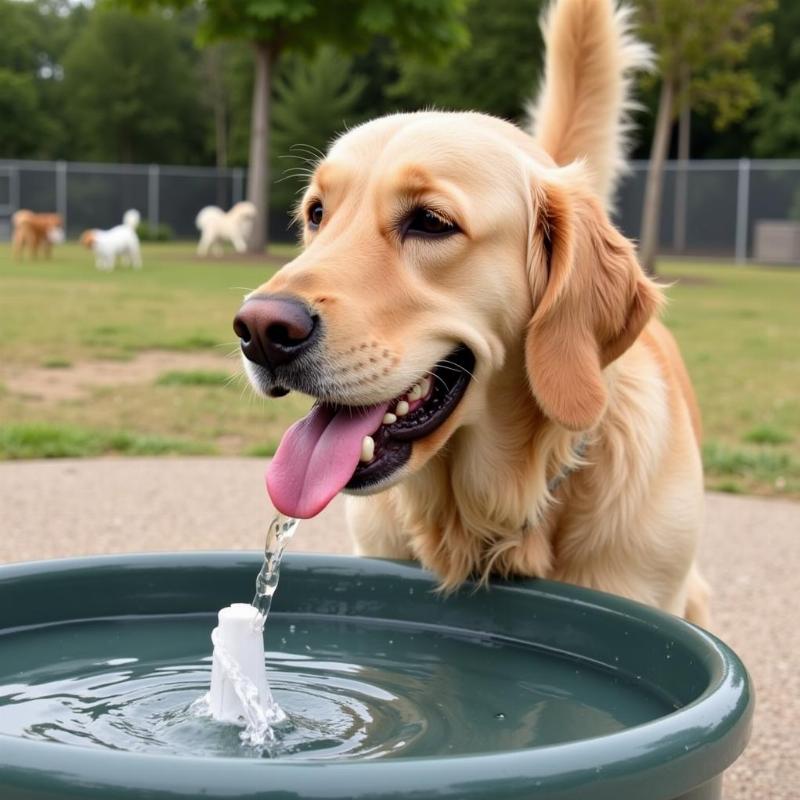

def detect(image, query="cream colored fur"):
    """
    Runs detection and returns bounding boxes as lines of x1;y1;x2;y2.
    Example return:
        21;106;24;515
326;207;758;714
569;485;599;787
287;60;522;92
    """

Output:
527;0;651;207
196;201;256;256
247;0;710;627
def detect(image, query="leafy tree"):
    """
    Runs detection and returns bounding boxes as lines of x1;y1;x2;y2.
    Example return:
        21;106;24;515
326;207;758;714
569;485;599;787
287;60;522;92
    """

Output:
62;8;211;164
748;0;800;157
199;43;234;169
213;42;261;170
0;0;70;158
753;85;800;157
0;0;41;73
124;0;468;253
270;47;366;215
0;70;55;157
635;0;773;274
388;0;546;122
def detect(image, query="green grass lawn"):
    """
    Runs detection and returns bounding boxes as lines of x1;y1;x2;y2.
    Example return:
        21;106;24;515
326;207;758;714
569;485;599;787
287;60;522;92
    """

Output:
0;243;797;498
659;261;799;497
0;242;311;460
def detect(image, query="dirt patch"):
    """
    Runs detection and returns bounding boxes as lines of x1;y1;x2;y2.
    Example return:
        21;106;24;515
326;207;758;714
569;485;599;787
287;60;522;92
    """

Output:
2;350;239;402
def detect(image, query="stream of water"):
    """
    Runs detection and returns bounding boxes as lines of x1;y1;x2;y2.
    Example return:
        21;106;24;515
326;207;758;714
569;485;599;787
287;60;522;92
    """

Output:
252;514;301;629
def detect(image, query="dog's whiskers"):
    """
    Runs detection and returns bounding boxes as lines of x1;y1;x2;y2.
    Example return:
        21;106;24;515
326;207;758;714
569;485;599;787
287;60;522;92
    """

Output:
279;167;316;178
425;370;451;393
289;142;325;161
224;372;244;389
436;359;478;383
277;154;318;164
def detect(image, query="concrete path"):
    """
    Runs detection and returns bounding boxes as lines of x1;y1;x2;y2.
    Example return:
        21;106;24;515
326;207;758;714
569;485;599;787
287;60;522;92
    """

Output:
1;457;797;799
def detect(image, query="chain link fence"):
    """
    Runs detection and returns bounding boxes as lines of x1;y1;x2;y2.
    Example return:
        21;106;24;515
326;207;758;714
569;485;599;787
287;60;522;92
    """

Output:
0;159;249;243
617;159;800;263
2;158;800;262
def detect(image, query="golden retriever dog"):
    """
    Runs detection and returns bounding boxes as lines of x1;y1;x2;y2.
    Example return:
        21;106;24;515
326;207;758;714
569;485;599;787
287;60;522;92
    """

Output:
11;210;64;259
234;0;710;627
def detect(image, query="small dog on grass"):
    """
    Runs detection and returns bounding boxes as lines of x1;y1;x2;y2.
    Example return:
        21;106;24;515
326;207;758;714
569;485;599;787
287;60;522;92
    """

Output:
195;201;257;256
12;211;64;259
80;210;143;271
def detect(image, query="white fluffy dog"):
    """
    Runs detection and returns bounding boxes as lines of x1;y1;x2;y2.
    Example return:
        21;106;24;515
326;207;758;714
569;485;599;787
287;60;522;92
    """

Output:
195;201;256;255
81;210;142;271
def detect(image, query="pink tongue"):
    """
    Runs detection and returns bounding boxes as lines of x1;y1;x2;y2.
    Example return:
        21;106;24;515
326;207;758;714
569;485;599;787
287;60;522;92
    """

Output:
266;402;390;518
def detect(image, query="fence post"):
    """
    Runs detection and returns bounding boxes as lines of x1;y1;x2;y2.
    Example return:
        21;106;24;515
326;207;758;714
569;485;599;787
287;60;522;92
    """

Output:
56;160;67;230
673;160;689;254
735;158;750;265
10;166;20;213
148;164;160;228
233;168;245;204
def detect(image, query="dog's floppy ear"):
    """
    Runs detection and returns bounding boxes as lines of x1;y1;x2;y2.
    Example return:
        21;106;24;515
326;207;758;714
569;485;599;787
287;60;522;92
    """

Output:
525;176;662;431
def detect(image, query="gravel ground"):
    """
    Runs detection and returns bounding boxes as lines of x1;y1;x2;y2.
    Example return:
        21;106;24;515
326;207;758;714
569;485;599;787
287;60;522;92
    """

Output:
1;457;797;798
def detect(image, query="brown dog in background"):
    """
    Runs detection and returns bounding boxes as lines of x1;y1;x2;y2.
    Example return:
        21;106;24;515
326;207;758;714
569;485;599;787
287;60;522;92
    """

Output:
12;210;65;259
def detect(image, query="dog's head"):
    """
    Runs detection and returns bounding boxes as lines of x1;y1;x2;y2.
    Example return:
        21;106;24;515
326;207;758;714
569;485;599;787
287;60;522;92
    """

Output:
235;113;661;518
79;230;96;249
230;201;257;236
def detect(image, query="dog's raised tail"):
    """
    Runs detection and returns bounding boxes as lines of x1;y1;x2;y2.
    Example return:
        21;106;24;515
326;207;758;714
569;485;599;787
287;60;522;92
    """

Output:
123;209;141;230
527;0;650;207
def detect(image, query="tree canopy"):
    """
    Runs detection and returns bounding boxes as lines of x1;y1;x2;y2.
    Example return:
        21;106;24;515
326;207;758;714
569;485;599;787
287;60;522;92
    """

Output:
0;0;797;192
62;8;209;164
118;0;469;249
634;0;774;273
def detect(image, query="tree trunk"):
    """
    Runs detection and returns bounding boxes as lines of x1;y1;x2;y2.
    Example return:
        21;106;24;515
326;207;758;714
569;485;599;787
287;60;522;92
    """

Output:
214;97;227;170
204;47;229;208
246;41;273;254
639;75;675;276
672;65;691;254
214;97;228;208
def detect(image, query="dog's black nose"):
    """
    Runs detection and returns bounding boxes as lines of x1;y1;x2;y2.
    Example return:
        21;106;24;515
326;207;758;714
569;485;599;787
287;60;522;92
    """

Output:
233;295;319;369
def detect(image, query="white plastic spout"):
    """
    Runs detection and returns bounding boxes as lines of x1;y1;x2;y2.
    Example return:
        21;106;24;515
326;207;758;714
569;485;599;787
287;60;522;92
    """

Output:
208;603;272;725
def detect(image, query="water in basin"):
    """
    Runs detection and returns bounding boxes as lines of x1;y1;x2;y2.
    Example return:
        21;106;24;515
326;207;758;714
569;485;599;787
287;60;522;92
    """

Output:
0;612;674;759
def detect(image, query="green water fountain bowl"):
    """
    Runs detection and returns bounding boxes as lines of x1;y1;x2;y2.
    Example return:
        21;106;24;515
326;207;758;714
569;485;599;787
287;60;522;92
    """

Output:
0;553;752;799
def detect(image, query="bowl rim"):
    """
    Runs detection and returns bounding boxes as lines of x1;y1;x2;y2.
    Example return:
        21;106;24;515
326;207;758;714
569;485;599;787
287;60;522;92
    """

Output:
0;552;753;800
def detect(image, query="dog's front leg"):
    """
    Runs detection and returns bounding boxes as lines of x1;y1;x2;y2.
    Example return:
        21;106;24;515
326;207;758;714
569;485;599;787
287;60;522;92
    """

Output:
230;233;247;254
346;493;414;560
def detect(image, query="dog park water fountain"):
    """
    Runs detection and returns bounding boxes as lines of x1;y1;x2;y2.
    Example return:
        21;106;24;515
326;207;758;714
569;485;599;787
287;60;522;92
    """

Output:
0;528;753;799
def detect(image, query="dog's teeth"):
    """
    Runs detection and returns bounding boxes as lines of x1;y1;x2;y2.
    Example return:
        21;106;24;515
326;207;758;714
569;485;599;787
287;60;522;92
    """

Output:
360;435;375;462
383;413;397;425
420;376;432;397
408;383;422;401
395;400;409;416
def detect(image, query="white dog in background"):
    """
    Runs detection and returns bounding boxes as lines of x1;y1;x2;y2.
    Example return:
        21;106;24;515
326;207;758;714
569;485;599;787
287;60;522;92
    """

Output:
195;201;256;255
80;209;142;271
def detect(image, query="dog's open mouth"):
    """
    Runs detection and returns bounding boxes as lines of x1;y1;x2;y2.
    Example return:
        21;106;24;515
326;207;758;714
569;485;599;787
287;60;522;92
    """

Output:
266;344;475;518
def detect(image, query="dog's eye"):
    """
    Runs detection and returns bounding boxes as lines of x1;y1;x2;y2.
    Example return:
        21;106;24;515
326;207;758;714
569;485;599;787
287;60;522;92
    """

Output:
307;202;324;229
406;208;458;238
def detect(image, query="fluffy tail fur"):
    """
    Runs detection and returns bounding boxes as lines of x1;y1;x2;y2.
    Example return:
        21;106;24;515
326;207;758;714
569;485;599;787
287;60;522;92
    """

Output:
123;209;141;230
527;0;650;208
